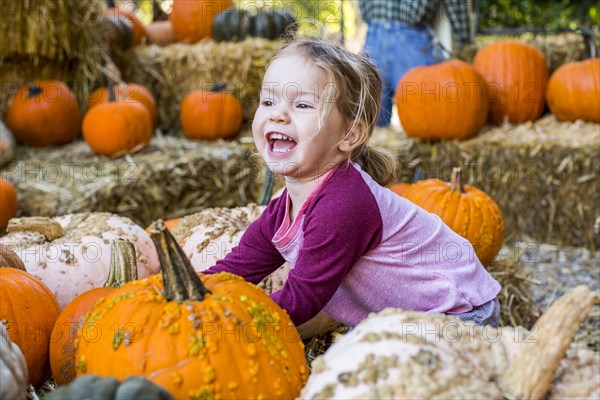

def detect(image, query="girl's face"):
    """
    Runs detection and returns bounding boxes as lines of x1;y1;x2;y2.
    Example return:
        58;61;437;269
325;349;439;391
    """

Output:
252;54;348;182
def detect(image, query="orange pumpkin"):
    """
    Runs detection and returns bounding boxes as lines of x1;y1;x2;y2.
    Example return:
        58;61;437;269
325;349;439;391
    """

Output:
181;83;243;140
170;0;233;43
395;60;489;140
473;41;548;125
403;168;505;266
103;7;147;45
50;240;138;386
7;81;81;146
389;182;413;197
87;83;158;126
75;222;308;399
0;267;60;387
82;84;153;156
0;178;17;230
546;58;600;123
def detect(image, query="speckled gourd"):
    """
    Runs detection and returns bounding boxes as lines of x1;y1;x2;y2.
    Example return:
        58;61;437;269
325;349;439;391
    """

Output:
0;321;28;400
75;221;309;399
171;204;292;294
0;213;160;309
301;285;600;400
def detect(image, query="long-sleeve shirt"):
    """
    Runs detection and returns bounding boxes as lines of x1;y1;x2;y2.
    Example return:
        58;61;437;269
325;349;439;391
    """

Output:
358;0;478;45
205;162;500;326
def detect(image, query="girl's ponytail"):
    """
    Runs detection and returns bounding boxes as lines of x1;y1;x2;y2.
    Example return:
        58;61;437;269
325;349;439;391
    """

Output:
353;144;396;187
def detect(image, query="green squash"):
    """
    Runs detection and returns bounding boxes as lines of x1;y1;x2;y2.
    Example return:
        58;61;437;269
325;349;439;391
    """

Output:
211;6;297;42
211;7;252;42
46;375;173;400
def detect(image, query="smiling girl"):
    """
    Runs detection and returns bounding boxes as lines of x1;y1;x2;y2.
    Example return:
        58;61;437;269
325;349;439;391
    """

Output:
204;38;501;337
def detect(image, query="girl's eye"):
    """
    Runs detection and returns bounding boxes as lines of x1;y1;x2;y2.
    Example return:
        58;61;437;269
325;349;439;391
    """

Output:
296;103;312;109
261;99;273;106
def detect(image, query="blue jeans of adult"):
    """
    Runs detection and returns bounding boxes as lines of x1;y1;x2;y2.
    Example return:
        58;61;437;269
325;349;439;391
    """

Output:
363;21;438;127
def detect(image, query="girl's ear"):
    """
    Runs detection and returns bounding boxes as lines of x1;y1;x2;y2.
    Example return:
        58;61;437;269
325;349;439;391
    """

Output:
338;121;367;153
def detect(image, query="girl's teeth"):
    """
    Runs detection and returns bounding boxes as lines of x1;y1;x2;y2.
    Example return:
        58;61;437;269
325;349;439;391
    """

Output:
273;147;293;153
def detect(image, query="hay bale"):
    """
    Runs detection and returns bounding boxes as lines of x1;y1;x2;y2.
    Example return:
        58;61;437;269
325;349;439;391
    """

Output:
371;115;600;250
114;39;284;134
0;0;110;119
453;32;600;73
1;134;265;227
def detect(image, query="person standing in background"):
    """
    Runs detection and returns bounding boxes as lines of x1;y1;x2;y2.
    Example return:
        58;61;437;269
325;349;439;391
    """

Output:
359;0;478;126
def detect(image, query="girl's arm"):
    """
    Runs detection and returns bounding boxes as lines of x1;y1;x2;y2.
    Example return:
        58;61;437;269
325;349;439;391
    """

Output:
270;193;383;326
204;199;286;284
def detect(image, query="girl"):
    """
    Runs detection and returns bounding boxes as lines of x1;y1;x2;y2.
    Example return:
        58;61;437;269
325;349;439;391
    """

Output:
204;38;501;336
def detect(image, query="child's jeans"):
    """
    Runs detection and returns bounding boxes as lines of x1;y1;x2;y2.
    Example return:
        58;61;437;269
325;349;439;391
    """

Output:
451;297;501;328
362;21;439;127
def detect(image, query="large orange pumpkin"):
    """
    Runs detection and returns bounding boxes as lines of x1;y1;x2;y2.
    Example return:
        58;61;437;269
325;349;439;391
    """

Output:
50;240;138;386
395;60;489;140
181;83;243;140
403;168;505;266
75;221;308;399
473;41;548;125
87;82;158;126
0;267;60;388
82;84;153;156
0;178;17;230
546;58;600;123
170;0;233;43
7;81;81;146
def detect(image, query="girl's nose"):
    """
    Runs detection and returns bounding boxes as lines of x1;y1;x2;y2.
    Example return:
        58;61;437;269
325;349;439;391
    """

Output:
269;104;290;123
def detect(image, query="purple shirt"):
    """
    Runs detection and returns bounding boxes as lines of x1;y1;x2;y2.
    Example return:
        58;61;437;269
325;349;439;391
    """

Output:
206;162;501;326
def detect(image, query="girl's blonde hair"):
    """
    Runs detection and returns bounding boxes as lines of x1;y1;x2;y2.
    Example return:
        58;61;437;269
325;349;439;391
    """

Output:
267;38;396;186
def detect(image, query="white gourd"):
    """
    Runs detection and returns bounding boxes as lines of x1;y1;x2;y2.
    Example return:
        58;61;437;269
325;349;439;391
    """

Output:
0;321;28;400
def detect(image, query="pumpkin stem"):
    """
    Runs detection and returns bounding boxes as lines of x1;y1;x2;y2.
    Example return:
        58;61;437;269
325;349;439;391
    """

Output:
104;239;138;288
6;217;64;241
27;84;43;98
107;81;116;103
449;167;465;193
498;285;599;400
210;82;227;92
149;220;211;302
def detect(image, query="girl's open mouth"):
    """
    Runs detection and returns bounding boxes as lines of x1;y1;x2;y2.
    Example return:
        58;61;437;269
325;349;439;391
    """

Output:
267;132;297;155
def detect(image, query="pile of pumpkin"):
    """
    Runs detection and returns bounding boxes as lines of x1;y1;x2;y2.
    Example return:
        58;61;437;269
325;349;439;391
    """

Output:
395;40;599;141
1;208;598;399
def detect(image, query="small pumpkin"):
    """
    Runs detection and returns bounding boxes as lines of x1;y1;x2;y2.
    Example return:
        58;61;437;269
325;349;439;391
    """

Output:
46;375;173;400
403;168;505;266
87;82;158;126
0;213;160;309
0;321;28;400
473;40;548;125
170;0;233;43
0;178;18;230
211;7;296;42
301;286;599;400
146;20;175;46
0;121;16;167
0;267;60;388
0;243;26;271
83;83;153;156
251;7;297;40
546;58;600;123
181;82;244;140
7;81;81;146
396;60;489;140
75;221;309;399
103;6;147;45
50;240;138;386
